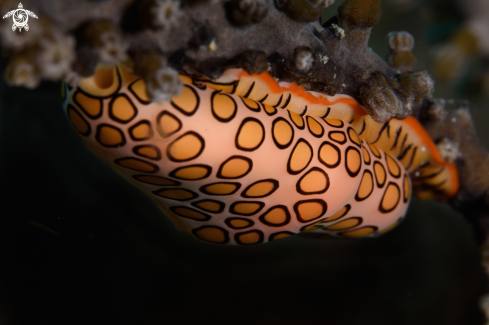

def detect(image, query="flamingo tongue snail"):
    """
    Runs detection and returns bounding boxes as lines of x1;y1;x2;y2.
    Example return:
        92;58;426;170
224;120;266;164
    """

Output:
61;63;459;245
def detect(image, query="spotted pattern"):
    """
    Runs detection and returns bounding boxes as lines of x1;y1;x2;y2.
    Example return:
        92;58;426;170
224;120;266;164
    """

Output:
153;188;198;201
294;199;327;223
167;131;205;162
129;120;153;141
217;156;252;179
212;92;237;122
157;111;181;138
109;94;137;123
192;199;225;213
318;141;341;168
170;206;210;221
241;179;279;198
96;124;125;147
235;118;265;151
171;85;199;116
272;117;294;149
133;175;180;186
225;218;254;229
64;65;416;245
230;201;265;216
345;147;362;177
329;131;347;144
74;90;102;119
306;116;324;138
296;167;329;195
169;164;212;180
287;139;313;175
259;205;291;227
288;110;305;130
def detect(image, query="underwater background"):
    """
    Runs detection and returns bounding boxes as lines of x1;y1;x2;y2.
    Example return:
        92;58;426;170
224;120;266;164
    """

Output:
1;0;488;324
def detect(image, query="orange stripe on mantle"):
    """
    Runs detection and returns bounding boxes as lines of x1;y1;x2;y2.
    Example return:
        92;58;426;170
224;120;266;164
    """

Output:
237;71;368;117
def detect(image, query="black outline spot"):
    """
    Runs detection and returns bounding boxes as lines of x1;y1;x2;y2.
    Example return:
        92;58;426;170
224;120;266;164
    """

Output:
300;219;328;231
191;199;225;214
294;199;328;223
272;117;295;149
328;131;347;145
296;167;330;195
240;97;261;113
79;65;122;98
347;127;361;148
355;170;374;201
156;110;182;138
115;157;159;173
200;182;242;196
192;226;229;244
129;120;153;141
269;231;294;241
73;89;103;119
379;182;401;213
287;138;313;175
241;179;279;198
217;155;253;179
263;104;277;116
306;116;324;138
225;218;254;229
108;93;137;124
323;204;351;222
67;104;91;136
128;78;151;105
345;146;362;177
326;217;363;230
170;206;211;221
133;144;161;160
362;145;371;165
373;161;386;188
385;153;401;179
95;124;126;148
234;229;264;245
167;131;205;162
132;174;180;186
229;201;265;216
235;117;265;152
339;226;378;237
403;174;410;203
171;85;200;116
318;141;341;169
258;205;291;227
368;142;382;158
211;91;238;122
152;188;199;201
287;110;305;130
169;164;212;180
324;119;344;128
205;80;238;94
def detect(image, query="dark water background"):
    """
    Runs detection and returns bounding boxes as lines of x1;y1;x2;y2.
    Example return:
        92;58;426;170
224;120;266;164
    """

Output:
0;0;488;324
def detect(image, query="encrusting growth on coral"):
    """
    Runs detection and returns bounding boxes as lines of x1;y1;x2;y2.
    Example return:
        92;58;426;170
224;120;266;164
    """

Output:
386;31;416;72
226;0;268;26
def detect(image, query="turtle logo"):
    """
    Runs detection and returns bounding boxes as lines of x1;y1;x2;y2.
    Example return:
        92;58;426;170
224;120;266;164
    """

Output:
2;3;38;32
